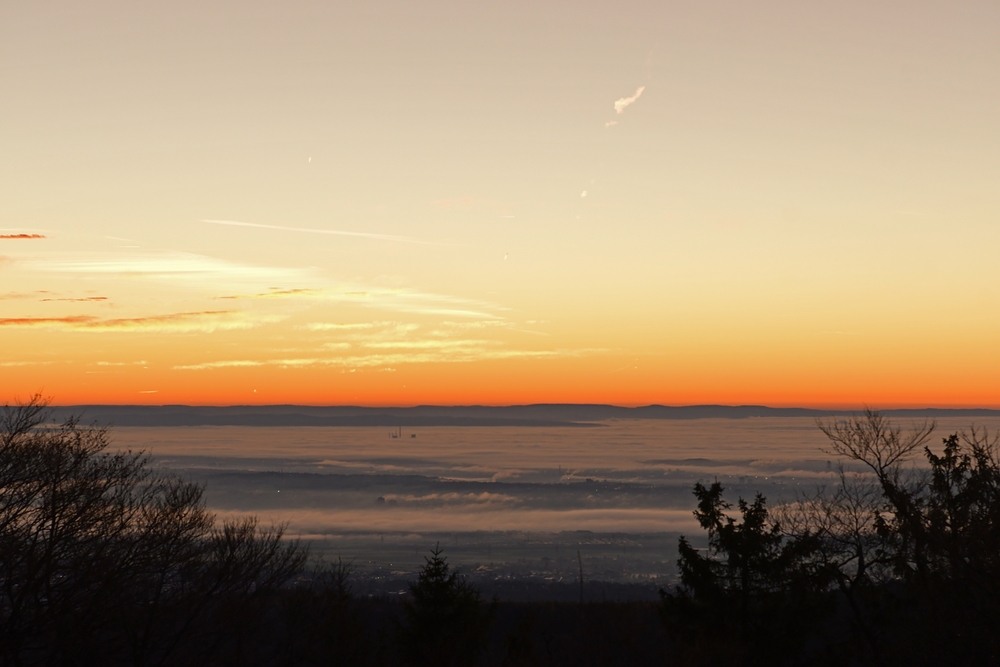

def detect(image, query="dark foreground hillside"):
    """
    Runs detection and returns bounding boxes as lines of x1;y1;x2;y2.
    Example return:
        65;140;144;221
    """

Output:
178;593;672;667
4;398;999;666
10;578;986;667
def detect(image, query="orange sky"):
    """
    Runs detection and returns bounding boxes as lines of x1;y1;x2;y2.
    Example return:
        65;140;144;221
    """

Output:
3;1;1000;407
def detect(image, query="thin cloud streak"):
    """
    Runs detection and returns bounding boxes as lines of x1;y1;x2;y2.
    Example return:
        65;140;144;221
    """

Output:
218;288;320;300
613;85;645;114
437;320;509;330
299;322;389;331
19;252;318;286
361;339;499;350
204;219;449;246
13;252;500;319
172;347;602;370
0;311;281;333
220;286;502;319
342;323;421;341
40;296;109;302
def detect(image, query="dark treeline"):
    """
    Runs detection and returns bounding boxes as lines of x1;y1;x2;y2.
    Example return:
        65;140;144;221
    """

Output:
2;398;999;666
661;410;1000;666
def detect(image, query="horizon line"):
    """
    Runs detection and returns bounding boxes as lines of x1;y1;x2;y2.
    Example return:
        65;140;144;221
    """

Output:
42;402;1000;412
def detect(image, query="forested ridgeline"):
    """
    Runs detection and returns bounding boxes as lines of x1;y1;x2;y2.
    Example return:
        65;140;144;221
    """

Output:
2;397;998;666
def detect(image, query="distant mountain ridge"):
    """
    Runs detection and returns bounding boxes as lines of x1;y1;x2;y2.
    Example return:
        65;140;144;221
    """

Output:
45;404;1000;428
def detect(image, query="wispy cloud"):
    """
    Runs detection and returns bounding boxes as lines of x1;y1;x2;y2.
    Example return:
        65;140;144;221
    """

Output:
0;315;93;327
426;320;548;338
7;251;500;320
173;347;600;371
0;310;280;333
40;296;108;302
299;321;390;331
0;360;56;367
441;320;509;329
173;358;323;370
0;234;45;239
20;252;317;287
350;322;421;340
306;320;551;352
176;360;263;370
218;288;319;300
613;85;645;114
362;291;501;319
429;320;511;334
217;285;501;319
361;339;499;350
204;219;448;246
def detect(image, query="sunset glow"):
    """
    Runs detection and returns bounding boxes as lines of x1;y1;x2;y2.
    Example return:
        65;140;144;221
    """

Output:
3;1;999;407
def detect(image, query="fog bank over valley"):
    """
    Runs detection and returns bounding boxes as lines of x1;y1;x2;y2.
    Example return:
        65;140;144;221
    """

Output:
94;414;1000;593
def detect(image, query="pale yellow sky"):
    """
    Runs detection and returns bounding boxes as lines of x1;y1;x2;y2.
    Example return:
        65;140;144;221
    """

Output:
2;1;999;405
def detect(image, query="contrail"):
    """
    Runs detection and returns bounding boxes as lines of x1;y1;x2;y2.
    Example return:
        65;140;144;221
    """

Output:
614;86;646;114
203;219;447;245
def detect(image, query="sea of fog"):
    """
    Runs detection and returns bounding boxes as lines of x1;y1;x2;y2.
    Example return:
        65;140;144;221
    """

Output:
111;417;1000;594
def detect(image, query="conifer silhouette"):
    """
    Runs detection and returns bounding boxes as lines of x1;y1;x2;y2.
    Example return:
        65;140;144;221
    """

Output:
397;544;496;667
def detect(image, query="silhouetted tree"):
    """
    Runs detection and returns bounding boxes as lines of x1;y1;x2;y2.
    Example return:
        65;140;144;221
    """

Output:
776;467;892;662
816;413;1000;664
397;544;496;667
817;410;936;585
664;412;1000;666
0;395;307;666
662;482;834;665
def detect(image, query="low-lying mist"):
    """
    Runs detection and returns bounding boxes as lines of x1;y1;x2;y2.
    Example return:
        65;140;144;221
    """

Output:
106;417;999;589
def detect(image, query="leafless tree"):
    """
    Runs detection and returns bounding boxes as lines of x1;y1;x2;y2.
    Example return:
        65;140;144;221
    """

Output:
817;408;934;482
776;467;892;661
816;409;935;581
0;395;307;667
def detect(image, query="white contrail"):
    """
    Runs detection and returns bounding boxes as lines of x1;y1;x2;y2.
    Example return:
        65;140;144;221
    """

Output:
203;219;445;245
614;86;646;114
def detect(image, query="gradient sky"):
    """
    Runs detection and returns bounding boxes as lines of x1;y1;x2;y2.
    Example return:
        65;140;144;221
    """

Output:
2;1;999;406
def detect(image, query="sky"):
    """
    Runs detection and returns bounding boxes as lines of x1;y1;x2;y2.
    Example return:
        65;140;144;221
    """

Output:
2;0;999;407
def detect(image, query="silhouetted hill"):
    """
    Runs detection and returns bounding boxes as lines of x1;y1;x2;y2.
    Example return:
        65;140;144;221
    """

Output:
45;404;1000;427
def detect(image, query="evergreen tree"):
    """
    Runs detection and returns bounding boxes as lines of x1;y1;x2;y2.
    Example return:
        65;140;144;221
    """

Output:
662;483;833;665
397;545;496;667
